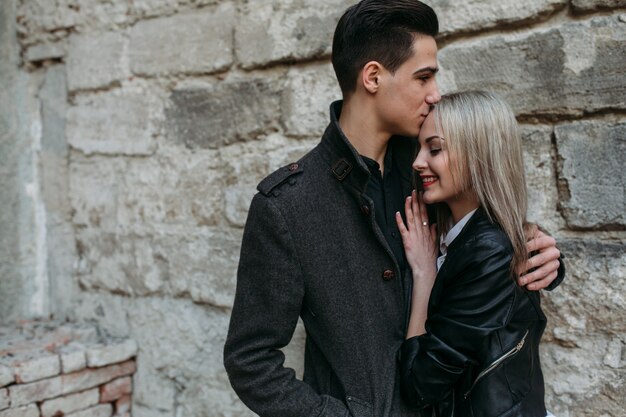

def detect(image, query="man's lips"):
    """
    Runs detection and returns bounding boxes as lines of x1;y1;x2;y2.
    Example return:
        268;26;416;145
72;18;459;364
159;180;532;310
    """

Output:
421;176;438;188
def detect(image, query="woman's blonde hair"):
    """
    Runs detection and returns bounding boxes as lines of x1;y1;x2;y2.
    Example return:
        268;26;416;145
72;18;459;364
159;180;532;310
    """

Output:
431;90;529;273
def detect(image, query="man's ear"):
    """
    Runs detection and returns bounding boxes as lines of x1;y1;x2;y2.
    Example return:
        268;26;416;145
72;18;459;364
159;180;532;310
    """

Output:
361;61;383;94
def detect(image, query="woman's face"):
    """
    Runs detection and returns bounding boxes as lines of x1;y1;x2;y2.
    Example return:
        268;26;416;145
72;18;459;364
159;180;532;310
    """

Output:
413;112;478;223
413;113;457;205
413;113;477;221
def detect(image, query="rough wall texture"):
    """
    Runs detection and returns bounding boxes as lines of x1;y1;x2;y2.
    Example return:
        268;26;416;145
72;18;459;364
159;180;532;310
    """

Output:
0;0;625;416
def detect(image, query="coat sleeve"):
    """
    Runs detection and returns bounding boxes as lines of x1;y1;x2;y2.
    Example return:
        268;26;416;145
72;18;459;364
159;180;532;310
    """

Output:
223;193;348;417
399;238;518;408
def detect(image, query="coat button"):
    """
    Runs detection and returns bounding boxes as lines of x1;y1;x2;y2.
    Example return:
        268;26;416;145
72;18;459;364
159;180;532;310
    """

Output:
288;163;299;171
383;269;395;281
361;205;370;216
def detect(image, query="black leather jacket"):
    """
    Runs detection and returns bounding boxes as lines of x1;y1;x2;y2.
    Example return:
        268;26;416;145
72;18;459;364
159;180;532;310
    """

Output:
399;208;547;417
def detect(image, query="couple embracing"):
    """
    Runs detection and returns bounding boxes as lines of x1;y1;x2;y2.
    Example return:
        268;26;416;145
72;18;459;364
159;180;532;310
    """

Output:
224;1;564;416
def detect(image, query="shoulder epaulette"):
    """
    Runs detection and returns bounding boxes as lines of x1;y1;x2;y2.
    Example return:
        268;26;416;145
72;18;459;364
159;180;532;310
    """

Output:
257;162;304;197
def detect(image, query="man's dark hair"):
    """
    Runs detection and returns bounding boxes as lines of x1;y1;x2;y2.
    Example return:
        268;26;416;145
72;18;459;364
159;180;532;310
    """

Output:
332;0;439;96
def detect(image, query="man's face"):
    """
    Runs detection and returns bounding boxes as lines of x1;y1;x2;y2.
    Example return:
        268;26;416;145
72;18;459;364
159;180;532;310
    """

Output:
375;35;440;138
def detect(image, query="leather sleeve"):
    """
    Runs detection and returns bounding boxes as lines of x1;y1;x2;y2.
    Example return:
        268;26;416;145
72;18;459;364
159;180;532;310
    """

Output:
223;194;346;417
400;238;517;408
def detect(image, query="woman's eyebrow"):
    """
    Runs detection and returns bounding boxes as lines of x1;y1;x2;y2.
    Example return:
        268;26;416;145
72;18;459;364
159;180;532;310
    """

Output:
424;136;444;143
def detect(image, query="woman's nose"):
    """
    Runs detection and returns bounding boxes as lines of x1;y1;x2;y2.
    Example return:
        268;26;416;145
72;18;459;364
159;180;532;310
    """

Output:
413;154;426;171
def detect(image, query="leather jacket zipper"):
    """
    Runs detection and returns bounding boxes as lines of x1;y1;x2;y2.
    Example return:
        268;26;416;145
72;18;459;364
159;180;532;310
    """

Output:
464;330;529;400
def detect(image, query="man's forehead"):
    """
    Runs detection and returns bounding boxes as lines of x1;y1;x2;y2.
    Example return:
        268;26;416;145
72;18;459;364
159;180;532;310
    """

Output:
406;37;438;65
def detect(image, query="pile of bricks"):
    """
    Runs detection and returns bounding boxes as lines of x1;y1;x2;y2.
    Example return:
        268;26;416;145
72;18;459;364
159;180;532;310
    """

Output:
0;321;137;417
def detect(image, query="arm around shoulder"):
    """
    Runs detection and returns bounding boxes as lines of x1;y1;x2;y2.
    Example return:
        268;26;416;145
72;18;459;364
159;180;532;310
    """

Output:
519;228;566;291
546;255;565;291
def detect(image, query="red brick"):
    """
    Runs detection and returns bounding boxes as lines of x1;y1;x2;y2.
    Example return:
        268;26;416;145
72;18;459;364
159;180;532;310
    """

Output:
8;374;63;407
100;376;132;403
41;388;99;417
113;394;131;416
0;366;14;388
9;360;136;407
86;341;137;368
0;404;39;417
61;360;136;397
14;353;61;383
58;342;89;374
66;403;112;417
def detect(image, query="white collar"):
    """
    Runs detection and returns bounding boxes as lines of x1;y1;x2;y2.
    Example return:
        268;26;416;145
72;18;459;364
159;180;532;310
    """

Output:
437;208;478;271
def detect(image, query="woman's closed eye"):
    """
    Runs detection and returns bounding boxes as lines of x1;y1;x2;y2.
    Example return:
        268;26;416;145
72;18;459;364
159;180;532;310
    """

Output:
429;148;441;155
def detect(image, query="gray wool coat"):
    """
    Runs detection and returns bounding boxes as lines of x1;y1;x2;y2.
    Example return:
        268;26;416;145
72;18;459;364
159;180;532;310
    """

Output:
224;101;427;417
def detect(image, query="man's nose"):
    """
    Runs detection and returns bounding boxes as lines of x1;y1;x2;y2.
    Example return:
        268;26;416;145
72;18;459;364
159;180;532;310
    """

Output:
426;88;441;105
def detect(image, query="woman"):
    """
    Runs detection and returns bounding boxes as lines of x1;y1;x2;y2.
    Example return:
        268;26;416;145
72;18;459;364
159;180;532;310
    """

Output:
395;91;549;416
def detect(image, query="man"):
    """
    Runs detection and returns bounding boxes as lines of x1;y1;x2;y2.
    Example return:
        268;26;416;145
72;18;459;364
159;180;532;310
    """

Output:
224;1;563;416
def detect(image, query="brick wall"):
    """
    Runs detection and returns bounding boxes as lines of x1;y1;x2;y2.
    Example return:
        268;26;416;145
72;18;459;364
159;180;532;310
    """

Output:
0;322;137;417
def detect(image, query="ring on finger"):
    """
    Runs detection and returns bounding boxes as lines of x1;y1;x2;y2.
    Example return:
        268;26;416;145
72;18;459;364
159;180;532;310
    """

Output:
422;221;428;226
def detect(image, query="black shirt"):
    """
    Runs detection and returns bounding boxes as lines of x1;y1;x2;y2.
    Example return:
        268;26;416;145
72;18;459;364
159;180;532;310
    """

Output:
362;148;408;277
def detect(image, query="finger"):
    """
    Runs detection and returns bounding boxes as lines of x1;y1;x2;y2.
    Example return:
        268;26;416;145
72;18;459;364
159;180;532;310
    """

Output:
526;234;557;253
525;270;559;291
405;196;415;230
417;191;428;221
430;224;438;254
413;191;428;228
523;246;561;273
395;211;408;236
411;190;421;226
519;259;560;286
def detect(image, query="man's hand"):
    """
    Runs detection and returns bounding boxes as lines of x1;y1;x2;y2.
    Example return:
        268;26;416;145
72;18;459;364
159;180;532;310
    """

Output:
518;226;561;290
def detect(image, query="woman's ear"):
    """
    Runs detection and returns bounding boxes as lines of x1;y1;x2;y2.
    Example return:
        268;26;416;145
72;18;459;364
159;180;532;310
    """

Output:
361;61;382;94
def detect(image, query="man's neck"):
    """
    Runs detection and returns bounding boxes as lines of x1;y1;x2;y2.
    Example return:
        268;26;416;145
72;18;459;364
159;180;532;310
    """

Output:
338;100;390;170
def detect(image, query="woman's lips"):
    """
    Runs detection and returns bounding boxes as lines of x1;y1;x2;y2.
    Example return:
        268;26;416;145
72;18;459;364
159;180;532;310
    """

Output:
421;176;438;188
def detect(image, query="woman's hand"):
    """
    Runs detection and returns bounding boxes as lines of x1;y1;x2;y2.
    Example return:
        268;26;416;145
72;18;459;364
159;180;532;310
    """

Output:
395;190;437;282
396;190;438;337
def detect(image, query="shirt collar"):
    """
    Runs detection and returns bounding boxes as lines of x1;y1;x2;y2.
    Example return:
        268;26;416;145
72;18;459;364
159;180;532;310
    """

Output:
439;208;478;255
361;146;394;175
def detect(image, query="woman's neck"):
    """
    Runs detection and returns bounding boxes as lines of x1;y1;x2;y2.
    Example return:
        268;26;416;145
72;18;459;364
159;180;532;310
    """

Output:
448;193;480;225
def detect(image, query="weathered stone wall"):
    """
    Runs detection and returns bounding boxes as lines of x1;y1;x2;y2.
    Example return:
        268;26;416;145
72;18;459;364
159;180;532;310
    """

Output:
0;0;624;416
0;0;76;322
